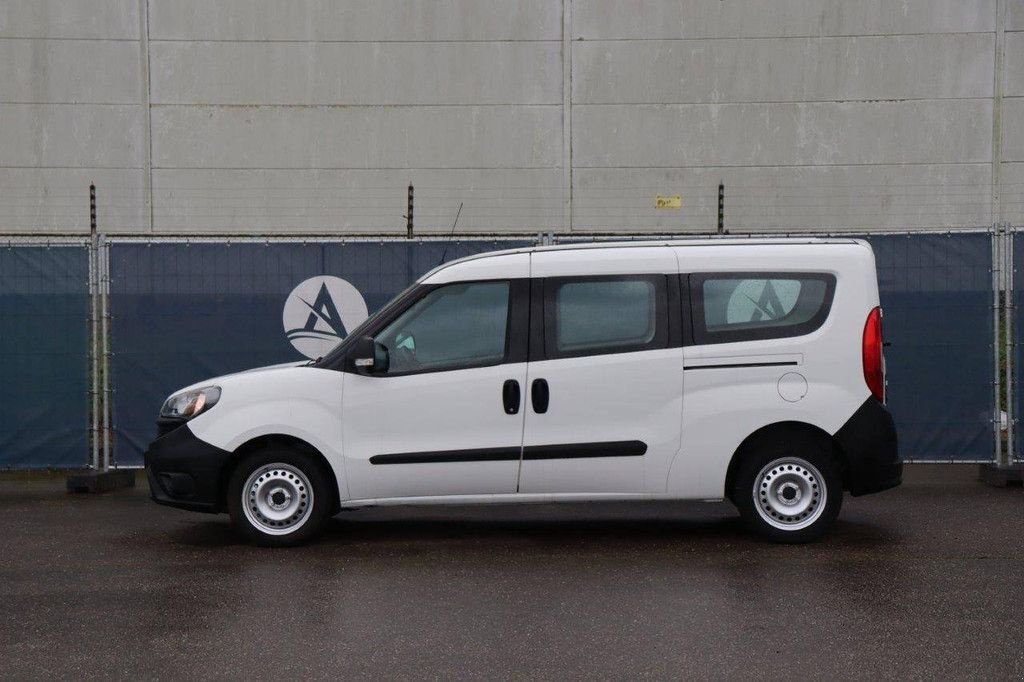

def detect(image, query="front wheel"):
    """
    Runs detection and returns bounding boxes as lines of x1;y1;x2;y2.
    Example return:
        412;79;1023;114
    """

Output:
227;449;333;547
733;435;843;543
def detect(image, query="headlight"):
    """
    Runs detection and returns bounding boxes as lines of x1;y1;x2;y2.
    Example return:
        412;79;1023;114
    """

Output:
160;386;221;420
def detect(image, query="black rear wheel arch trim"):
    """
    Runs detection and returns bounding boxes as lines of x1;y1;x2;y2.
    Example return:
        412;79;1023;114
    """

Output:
724;421;845;501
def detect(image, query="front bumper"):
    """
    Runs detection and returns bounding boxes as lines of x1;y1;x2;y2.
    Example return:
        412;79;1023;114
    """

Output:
144;423;231;513
834;397;902;496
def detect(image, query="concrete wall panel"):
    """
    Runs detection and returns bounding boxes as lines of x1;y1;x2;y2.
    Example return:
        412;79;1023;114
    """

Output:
0;104;143;168
0;1;1017;236
999;163;1024;224
573;164;993;232
574;0;995;39
0;169;143;234
150;41;562;105
1005;32;1024;97
0;0;138;40
1003;98;1024;161
151;105;562;170
1007;2;1024;31
0;39;140;104
150;0;561;41
152;168;563;233
574;34;994;104
574;100;992;168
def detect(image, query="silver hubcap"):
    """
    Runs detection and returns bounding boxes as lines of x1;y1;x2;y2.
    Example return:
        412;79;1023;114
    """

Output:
753;457;827;531
242;463;314;536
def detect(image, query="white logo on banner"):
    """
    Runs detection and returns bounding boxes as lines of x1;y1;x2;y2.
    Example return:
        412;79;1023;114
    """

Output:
726;279;801;323
282;276;369;359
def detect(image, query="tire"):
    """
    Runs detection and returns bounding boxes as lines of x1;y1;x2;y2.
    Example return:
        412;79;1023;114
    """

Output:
732;431;843;543
227;449;334;547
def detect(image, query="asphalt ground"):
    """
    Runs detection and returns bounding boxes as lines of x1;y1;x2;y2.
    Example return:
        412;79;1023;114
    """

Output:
0;465;1021;680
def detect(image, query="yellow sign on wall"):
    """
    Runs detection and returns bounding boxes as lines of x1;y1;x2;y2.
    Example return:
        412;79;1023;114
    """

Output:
656;195;682;209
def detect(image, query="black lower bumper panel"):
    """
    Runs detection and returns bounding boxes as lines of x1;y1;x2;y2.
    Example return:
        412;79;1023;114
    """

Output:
144;423;231;513
834;397;902;496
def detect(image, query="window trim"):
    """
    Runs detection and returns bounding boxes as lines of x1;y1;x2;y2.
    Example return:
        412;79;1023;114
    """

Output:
540;274;670;360
688;271;836;345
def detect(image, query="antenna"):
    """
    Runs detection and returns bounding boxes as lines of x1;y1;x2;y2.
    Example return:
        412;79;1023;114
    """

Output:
437;202;464;266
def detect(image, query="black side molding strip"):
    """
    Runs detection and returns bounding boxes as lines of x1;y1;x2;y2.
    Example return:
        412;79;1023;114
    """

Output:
369;447;521;465
369;440;648;465
523;440;647;460
684;361;798;370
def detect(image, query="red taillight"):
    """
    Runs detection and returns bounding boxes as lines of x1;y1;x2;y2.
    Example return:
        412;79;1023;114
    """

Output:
862;306;885;402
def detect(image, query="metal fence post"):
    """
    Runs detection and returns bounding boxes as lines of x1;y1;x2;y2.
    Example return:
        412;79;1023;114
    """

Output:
99;235;112;471
89;232;100;471
1006;224;1016;464
992;224;1003;465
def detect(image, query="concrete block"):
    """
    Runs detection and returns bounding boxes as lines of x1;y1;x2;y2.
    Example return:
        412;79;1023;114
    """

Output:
0;0;138;40
573;100;993;168
0;104;143;168
152;168;564;233
573;0;996;40
0;169;144;234
66;469;136;493
573;34;993;104
977;464;1023;487
151;105;562;170
150;40;562;105
572;164;993;233
0;39;140;104
149;0;560;41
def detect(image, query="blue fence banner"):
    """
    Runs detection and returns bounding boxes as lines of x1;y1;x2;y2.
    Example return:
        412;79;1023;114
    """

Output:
0;245;90;468
104;234;997;466
862;233;994;461
109;240;531;465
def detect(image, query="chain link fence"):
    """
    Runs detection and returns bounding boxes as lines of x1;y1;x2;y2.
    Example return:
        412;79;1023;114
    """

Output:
0;230;1015;470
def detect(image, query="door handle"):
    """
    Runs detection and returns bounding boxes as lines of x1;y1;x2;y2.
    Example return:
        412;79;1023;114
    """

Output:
531;378;549;414
502;379;521;415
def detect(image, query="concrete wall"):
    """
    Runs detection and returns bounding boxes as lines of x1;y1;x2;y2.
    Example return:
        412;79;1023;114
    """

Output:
0;0;1019;235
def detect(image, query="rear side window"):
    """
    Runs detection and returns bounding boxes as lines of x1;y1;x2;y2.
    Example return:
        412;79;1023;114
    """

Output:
544;275;667;358
690;273;835;344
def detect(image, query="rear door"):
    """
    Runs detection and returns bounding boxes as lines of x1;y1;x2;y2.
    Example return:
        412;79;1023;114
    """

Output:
517;248;684;494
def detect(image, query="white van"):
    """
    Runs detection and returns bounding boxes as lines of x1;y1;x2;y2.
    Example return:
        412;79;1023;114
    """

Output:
146;239;900;545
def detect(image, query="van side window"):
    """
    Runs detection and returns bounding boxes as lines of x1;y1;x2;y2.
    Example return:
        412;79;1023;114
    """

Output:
544;275;668;358
690;273;835;344
375;280;510;374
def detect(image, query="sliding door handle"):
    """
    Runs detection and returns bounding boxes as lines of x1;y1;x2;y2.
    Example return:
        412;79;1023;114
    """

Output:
531;378;549;414
502;379;521;415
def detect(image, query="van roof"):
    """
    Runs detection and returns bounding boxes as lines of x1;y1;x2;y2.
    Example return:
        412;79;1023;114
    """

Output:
421;237;869;282
430;237;863;274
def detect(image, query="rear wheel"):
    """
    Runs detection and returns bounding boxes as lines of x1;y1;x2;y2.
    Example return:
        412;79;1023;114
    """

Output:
227;449;333;547
733;433;842;543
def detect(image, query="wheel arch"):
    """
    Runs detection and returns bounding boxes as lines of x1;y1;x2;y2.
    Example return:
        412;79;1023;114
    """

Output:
219;434;341;514
724;421;847;501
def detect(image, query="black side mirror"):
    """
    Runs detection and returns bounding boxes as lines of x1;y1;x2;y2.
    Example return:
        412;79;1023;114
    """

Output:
350;336;389;375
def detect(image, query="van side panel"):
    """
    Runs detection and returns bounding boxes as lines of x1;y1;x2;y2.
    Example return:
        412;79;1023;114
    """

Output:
668;243;879;499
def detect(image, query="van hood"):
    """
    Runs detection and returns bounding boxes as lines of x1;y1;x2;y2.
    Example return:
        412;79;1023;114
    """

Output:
169;360;307;397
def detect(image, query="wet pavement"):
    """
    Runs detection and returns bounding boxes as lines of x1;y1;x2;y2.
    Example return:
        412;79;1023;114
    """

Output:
0;465;1021;680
